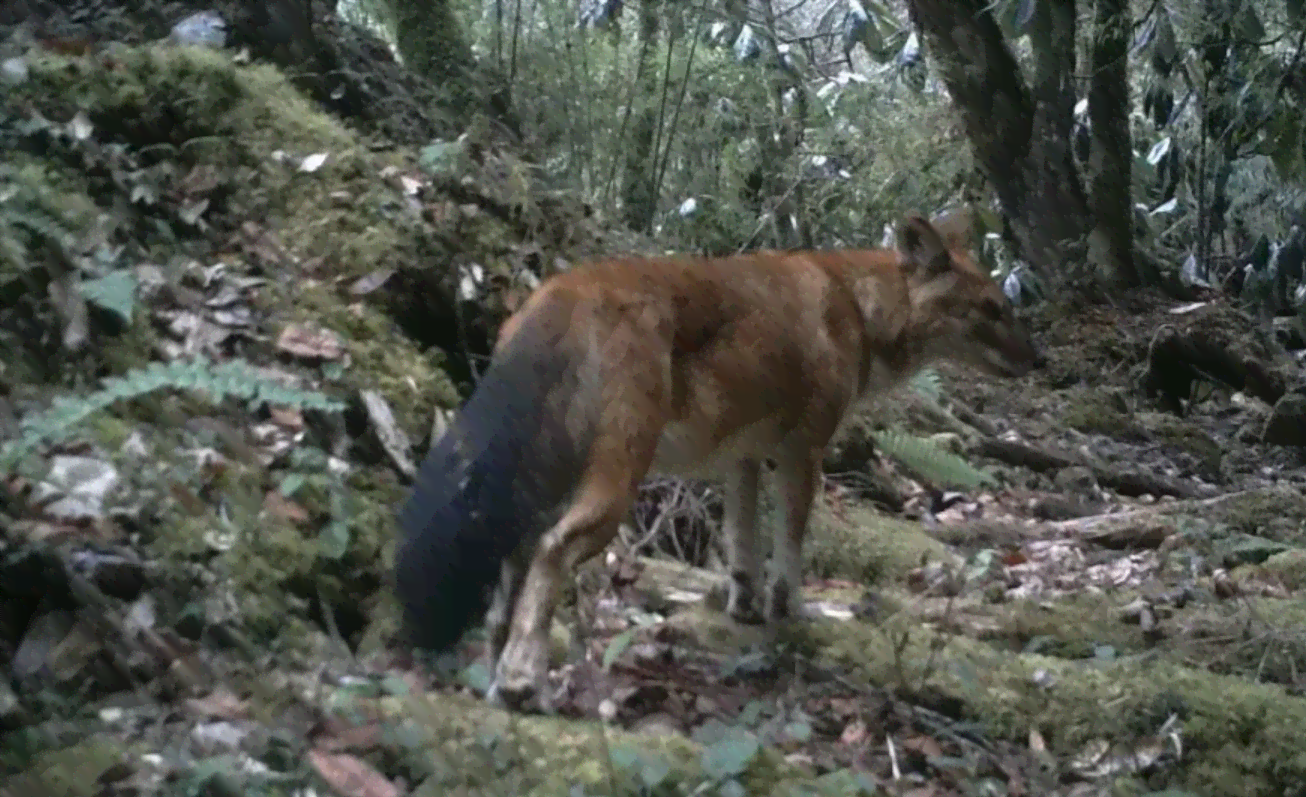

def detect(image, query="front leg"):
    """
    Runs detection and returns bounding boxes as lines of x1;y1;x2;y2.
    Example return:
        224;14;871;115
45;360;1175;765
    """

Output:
766;448;821;624
722;457;764;625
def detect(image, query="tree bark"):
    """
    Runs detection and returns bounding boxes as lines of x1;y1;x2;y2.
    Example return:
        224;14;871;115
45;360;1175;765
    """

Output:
621;0;662;232
904;0;1091;289
1087;0;1140;288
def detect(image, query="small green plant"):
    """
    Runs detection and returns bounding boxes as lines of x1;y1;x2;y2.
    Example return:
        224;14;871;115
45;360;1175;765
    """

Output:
0;356;345;472
871;428;996;490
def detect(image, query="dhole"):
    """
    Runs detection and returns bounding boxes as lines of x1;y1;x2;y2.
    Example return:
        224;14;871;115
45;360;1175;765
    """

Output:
394;211;1040;711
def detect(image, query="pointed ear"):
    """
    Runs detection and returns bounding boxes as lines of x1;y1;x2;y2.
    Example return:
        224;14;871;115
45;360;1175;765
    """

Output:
896;214;954;281
930;206;979;255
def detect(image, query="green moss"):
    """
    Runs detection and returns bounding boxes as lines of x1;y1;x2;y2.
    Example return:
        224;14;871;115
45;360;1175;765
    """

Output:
805;617;1306;796
1201;487;1306;541
21;44;353;158
802;499;958;584
1140;410;1223;474
394;689;857;796
0;735;130;796
1256;549;1306;590
979;592;1151;659
1061;389;1146;439
279;281;460;427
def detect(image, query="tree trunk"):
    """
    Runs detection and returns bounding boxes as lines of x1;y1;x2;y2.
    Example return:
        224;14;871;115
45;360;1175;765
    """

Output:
1087;0;1140;288
622;0;661;232
390;0;478;113
904;0;1091;290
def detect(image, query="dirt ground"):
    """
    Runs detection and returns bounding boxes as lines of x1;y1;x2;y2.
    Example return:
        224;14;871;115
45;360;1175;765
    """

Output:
4;3;1306;797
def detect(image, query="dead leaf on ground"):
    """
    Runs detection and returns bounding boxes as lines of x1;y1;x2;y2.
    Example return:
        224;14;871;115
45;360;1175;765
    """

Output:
840;719;868;746
308;750;400;797
264;491;310;525
277;324;345;361
900;734;944;758
239;221;295;268
184;687;251;720
313;722;385;753
176;164;223;197
349;269;395;295
361;390;415;479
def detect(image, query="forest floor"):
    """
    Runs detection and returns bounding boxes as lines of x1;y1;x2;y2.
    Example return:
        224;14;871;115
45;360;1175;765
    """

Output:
3;3;1306;797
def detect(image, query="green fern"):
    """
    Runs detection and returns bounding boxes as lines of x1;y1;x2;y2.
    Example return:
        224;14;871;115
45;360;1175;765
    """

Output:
908;367;942;403
0;357;345;472
871;428;996;490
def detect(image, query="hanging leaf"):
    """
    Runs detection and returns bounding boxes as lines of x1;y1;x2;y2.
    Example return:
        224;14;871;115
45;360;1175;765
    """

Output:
1150;197;1179;215
1263;110;1306;181
1146;136;1172;166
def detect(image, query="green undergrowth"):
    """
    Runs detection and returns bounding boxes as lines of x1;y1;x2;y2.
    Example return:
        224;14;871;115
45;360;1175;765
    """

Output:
805;616;1306;796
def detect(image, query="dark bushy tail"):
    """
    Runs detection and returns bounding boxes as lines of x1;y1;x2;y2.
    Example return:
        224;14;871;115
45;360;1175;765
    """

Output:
393;299;599;653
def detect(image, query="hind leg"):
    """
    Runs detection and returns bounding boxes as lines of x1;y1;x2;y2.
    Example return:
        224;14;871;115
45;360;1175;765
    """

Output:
487;466;643;712
765;446;821;624
722;457;765;625
484;544;530;673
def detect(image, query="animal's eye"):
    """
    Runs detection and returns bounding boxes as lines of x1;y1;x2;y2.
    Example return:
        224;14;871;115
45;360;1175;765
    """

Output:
982;300;1005;321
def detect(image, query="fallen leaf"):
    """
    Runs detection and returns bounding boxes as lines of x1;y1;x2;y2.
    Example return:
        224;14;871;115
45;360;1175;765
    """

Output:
313;722;384;753
900;734;944;757
349;269;395;295
269;406;305;430
185;688;251;720
68;111;94;141
300;152;329;172
307;750;400;797
361;390;415;479
33;456;120;520
839;719;868;746
177;164;223;197
276;324;345;360
264;491;310;525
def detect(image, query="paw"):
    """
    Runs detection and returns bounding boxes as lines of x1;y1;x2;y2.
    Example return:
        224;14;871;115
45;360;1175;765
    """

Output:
726;570;764;625
763;577;804;625
486;636;553;713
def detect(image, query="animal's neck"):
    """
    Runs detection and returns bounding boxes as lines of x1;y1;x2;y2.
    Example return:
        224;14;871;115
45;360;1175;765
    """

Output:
863;307;949;399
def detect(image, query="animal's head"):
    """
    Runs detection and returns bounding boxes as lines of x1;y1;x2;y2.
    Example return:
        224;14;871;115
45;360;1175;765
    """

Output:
895;211;1042;378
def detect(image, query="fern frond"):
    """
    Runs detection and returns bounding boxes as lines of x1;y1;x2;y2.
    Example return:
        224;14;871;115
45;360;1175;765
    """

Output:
0;357;345;472
908;367;942;403
871;428;996;490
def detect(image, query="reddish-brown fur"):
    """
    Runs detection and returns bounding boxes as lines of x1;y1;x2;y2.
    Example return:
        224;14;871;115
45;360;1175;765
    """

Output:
394;211;1041;712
